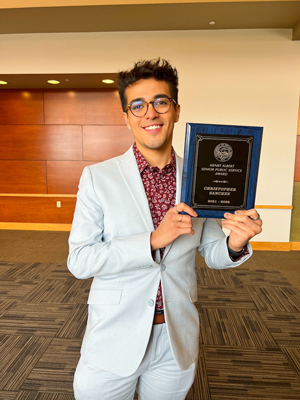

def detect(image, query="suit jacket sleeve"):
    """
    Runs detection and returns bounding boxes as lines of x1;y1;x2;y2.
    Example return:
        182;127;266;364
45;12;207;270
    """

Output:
68;166;155;280
197;217;252;269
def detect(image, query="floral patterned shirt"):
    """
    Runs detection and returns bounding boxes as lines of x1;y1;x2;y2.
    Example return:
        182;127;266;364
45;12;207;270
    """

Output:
133;143;176;314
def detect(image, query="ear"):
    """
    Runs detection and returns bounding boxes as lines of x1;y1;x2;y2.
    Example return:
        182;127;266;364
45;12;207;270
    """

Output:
174;104;181;123
123;112;131;130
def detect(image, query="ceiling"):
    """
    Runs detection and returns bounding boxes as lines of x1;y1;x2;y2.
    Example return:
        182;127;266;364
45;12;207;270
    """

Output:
0;0;299;89
0;0;299;39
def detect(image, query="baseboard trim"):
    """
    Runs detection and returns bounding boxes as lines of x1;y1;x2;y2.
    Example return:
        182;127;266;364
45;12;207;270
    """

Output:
290;242;300;251
251;242;300;251
0;223;299;251
0;223;72;231
255;205;293;209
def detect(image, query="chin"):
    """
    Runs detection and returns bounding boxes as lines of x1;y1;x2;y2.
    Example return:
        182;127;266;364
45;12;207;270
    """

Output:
146;142;167;151
148;137;170;150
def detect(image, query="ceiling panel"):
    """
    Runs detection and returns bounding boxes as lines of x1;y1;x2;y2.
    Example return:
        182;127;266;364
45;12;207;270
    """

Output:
0;2;299;39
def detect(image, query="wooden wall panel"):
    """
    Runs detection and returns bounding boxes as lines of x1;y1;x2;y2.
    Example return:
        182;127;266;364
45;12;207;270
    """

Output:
44;89;124;125
0;196;76;223
83;125;133;161
47;161;96;194
0;161;47;194
294;136;300;182
0;88;133;225
0;125;82;160
0;90;44;125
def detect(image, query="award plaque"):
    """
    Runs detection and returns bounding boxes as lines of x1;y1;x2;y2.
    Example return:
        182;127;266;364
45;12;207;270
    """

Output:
181;123;263;218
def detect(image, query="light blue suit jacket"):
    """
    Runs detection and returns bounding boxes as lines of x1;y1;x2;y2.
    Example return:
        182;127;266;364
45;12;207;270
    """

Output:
68;146;252;377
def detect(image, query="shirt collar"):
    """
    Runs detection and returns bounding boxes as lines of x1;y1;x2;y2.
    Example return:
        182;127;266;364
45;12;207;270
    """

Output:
133;143;176;174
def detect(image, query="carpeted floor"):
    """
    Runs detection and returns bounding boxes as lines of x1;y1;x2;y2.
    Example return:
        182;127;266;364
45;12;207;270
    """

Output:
0;230;70;264
0;230;300;399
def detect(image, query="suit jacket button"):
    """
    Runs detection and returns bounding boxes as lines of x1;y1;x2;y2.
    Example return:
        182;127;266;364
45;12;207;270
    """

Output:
160;264;166;271
148;299;154;307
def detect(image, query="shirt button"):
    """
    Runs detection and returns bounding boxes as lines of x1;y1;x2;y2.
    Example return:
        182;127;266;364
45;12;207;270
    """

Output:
148;299;154;307
160;264;166;272
160;198;165;202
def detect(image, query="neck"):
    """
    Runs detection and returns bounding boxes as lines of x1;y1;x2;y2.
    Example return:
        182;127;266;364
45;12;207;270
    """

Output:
137;144;173;170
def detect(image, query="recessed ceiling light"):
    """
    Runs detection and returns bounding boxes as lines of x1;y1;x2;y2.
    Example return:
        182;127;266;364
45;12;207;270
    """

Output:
47;80;60;85
209;21;216;26
102;79;114;84
0;80;8;85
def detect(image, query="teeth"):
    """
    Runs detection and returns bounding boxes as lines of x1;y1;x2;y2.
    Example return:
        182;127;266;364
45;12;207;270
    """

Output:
145;125;161;130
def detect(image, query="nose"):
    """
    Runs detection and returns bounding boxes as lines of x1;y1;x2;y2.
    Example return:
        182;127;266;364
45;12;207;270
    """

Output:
145;102;159;119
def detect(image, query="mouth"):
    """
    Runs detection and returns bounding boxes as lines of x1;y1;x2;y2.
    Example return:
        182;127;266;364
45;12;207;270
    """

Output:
143;124;163;132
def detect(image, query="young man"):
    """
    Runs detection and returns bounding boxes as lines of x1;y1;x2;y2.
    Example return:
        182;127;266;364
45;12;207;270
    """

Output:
68;59;262;400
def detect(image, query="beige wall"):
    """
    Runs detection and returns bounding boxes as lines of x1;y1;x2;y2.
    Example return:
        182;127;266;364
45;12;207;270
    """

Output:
1;28;299;242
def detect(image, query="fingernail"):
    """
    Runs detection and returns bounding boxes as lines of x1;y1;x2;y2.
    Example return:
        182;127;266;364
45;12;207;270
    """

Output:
235;210;241;215
224;213;230;218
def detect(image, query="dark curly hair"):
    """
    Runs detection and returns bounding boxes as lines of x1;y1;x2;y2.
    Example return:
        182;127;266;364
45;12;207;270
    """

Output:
117;58;179;112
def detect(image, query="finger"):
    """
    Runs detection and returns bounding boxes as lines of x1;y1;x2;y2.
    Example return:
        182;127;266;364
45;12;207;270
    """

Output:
222;219;262;235
222;219;250;232
170;220;194;236
224;224;255;242
224;212;262;228
166;211;193;227
235;209;261;222
173;214;194;231
174;202;197;217
177;214;192;224
224;212;253;226
176;219;193;230
222;224;254;244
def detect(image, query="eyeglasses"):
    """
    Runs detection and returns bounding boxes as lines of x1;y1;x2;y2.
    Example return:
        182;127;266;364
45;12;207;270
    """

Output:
127;97;176;117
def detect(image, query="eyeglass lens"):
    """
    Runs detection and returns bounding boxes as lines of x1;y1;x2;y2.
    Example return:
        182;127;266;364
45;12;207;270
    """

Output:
130;98;172;117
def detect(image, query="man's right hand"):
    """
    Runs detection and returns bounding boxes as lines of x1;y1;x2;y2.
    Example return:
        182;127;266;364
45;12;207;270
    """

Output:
150;203;198;251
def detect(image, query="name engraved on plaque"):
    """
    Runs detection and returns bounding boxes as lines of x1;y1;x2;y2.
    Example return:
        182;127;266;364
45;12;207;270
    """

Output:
191;134;253;210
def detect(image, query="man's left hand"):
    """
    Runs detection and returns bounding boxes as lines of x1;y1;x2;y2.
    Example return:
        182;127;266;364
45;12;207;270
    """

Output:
221;209;263;252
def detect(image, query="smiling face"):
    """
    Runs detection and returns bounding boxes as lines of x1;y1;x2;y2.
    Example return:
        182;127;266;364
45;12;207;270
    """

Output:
123;78;180;161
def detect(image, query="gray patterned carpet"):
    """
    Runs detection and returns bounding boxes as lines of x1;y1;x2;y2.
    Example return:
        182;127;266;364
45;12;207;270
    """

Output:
0;231;300;399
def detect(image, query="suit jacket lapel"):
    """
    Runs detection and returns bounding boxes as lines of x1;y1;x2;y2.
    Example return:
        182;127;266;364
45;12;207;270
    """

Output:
117;148;183;261
117;147;154;232
163;153;183;259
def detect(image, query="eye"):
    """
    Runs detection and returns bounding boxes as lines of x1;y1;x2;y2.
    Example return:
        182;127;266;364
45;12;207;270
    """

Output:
131;101;145;111
155;98;169;106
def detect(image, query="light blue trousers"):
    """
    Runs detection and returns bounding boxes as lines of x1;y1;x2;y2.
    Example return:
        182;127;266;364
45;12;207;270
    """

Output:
74;323;196;400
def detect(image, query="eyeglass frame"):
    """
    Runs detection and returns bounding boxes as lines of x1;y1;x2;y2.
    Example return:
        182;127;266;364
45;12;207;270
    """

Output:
126;96;177;117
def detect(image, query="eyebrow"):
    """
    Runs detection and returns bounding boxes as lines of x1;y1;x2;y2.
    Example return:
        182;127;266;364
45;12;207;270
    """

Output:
128;93;170;104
